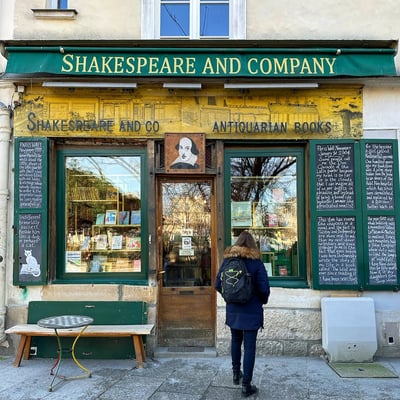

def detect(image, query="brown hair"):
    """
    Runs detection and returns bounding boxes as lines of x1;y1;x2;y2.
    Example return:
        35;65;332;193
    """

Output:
234;231;258;250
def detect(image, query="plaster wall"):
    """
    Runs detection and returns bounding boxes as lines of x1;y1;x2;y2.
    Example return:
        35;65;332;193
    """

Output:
364;87;400;130
13;0;141;40
247;0;400;41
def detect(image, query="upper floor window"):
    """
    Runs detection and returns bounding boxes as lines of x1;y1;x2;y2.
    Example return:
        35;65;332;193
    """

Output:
161;0;229;38
142;0;245;39
47;0;68;9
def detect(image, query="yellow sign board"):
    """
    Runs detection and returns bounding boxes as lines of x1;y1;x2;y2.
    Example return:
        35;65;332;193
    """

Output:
14;86;362;139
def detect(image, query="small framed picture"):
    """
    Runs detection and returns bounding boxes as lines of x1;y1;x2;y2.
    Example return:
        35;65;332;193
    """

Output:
165;133;205;173
105;210;117;224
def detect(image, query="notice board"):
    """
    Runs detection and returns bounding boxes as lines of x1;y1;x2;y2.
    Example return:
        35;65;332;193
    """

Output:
310;140;400;290
14;138;48;285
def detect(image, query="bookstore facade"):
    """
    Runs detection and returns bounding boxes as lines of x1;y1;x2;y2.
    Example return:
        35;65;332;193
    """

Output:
4;44;400;355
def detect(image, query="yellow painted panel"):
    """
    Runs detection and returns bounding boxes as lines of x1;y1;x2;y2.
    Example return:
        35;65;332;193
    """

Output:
14;85;362;139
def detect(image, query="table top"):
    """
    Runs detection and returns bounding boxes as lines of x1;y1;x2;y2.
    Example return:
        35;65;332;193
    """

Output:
37;315;94;329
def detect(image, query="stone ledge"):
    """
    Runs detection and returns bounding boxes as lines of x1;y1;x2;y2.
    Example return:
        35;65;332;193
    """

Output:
31;9;78;19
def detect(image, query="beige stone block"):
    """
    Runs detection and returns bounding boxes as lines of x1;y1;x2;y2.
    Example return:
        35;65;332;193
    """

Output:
263;308;321;341
42;284;119;300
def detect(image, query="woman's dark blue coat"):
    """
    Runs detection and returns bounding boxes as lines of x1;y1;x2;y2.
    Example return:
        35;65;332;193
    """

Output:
215;245;270;331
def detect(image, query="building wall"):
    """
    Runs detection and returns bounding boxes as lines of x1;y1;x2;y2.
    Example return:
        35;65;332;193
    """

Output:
2;0;400;358
13;0;141;40
247;0;400;41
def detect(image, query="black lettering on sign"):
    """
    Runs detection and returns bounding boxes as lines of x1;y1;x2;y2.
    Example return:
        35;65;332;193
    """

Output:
18;213;42;281
365;143;394;210
18;141;43;209
317;216;358;285
315;143;355;210
368;216;397;285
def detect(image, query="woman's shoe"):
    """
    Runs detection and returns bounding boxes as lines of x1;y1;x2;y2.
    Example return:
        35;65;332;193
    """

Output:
233;370;243;385
241;383;258;397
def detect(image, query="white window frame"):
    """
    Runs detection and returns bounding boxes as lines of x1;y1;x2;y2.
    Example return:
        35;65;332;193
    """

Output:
142;0;245;39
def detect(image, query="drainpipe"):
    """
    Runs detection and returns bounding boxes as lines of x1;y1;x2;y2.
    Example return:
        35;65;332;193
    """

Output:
0;97;11;346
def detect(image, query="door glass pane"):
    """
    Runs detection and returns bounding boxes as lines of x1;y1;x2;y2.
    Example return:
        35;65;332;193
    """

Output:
161;2;190;37
161;181;212;287
230;156;299;277
200;2;229;36
65;156;142;274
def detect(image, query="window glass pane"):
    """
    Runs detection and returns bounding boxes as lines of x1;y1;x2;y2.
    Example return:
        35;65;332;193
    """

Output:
161;181;212;287
200;3;229;36
230;156;299;277
65;156;142;274
161;3;190;37
59;0;68;8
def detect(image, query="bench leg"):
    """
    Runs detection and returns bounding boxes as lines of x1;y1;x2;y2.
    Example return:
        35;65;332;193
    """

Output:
132;335;146;368
23;336;32;360
13;335;30;367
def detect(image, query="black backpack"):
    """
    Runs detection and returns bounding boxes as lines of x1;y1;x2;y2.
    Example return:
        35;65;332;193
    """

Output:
220;257;253;304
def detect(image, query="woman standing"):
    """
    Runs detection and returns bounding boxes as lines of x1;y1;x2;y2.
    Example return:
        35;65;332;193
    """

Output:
215;231;270;397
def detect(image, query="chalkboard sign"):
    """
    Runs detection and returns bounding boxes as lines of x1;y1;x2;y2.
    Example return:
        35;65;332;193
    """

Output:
368;216;397;285
18;140;44;209
315;143;355;210
14;138;48;286
317;216;358;285
365;143;394;210
17;213;43;282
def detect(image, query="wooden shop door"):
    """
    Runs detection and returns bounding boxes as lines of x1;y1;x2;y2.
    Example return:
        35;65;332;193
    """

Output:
157;177;216;348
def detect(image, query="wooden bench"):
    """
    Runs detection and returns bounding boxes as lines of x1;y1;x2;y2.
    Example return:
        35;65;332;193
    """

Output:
5;301;153;368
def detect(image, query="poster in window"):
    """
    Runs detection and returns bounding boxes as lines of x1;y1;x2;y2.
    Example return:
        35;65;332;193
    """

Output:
165;133;206;173
231;201;252;227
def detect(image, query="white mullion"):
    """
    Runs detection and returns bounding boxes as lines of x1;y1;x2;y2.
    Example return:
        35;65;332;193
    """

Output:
191;0;200;39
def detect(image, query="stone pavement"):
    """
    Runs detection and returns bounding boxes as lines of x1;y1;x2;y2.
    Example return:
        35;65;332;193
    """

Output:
1;353;400;400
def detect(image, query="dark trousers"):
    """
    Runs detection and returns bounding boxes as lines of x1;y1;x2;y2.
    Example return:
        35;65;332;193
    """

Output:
230;328;258;385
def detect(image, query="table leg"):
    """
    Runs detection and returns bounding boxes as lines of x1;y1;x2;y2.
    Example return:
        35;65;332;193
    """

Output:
70;324;92;378
48;325;92;392
49;329;62;392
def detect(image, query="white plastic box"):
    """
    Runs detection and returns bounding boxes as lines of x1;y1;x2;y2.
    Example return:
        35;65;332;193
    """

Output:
321;297;377;362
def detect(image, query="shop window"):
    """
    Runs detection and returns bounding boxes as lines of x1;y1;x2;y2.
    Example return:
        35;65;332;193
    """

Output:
56;150;148;283
224;148;307;288
142;0;244;39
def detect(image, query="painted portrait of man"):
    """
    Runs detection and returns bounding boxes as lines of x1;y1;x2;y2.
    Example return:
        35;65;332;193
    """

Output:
165;133;205;173
170;136;199;169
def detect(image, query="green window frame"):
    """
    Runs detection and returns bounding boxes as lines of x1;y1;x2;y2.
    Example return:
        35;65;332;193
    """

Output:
55;148;148;284
310;139;400;290
224;147;308;288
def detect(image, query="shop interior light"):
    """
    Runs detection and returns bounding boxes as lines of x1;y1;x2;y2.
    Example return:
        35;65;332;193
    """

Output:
163;83;202;89
42;82;137;88
224;83;319;89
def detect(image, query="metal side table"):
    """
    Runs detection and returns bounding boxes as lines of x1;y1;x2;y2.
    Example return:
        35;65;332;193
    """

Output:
37;315;94;392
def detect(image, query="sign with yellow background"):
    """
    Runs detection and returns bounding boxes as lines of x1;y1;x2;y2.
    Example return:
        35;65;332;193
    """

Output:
14;86;362;140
